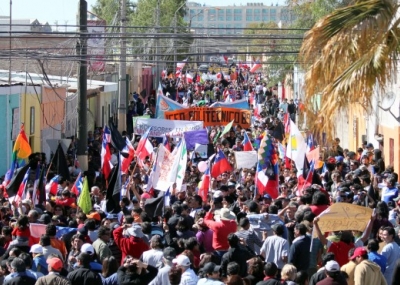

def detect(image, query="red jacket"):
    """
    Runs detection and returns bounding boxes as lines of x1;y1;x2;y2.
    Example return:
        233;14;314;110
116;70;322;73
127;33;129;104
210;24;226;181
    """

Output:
55;197;76;207
204;212;237;251
113;226;149;263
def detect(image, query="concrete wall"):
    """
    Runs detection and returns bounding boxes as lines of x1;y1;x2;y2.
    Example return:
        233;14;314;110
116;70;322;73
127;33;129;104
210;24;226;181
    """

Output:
0;86;20;175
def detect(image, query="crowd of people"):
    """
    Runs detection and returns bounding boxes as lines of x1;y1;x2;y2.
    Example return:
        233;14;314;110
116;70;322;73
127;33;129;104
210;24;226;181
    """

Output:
1;76;400;285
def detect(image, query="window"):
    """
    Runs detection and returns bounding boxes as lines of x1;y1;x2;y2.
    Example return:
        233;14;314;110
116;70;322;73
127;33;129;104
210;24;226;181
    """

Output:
226;9;232;15
270;9;276;14
262;15;269;21
254;9;261;15
197;14;204;21
246;15;253;21
218;15;224;21
234;9;242;14
254;15;261;21
226;15;232;21
30;107;35;135
234;15;242;21
246;9;252;15
271;15;276;21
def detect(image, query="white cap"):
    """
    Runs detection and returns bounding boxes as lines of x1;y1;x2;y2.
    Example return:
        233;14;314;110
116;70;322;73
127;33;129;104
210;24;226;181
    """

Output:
213;190;222;198
30;244;43;254
172;255;191;267
80;243;95;255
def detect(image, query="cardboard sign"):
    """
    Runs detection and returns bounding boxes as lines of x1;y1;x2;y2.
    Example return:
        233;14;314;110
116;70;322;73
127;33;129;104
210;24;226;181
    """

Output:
234;151;258;169
316;203;373;235
164;107;251;128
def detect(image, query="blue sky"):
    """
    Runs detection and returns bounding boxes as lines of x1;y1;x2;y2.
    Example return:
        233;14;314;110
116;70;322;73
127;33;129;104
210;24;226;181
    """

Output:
2;0;285;26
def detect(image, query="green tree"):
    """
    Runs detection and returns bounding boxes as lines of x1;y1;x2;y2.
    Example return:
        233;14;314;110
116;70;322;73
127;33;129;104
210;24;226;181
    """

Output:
299;0;399;135
91;0;136;26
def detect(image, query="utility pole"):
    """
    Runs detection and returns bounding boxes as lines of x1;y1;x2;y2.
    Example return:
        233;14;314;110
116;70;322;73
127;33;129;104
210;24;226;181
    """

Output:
118;0;127;132
77;0;88;171
155;0;160;89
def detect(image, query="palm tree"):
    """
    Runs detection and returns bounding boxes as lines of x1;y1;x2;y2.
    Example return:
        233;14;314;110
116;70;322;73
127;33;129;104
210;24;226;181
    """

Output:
299;0;400;136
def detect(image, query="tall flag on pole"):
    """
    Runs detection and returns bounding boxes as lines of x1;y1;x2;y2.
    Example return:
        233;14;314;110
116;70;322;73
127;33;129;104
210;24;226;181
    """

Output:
6;164;30;198
14;167;31;204
136;127;154;163
46;175;60;196
52;144;71;182
242;131;254;151
101;126;112;180
71;172;83;197
33;165;46;206
256;134;279;198
108;119;127;152
306;133;315;153
121;137;135;174
286;120;307;177
13;124;32;159
78;177;92;214
211;149;232;178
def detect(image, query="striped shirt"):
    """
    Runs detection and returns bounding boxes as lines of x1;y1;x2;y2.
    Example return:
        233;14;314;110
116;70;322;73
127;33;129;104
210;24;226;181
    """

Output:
235;229;263;254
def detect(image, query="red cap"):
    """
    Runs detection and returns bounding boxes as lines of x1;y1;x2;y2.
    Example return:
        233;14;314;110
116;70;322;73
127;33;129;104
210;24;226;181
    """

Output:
350;247;368;260
141;193;151;199
47;257;63;271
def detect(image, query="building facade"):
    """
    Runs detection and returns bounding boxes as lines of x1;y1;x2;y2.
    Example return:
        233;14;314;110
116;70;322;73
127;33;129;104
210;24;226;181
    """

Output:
185;2;296;34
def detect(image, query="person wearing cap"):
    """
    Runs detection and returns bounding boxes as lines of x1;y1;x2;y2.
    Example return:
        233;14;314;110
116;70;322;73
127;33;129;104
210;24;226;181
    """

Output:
316;260;347;285
201;200;237;262
67;253;103;285
197;262;223;285
140;235;164;269
30;244;48;275
92;226;112;263
148;247;177;285
172;255;198;285
351;247;386;285
78;243;102;273
35;257;70;285
113;223;149;262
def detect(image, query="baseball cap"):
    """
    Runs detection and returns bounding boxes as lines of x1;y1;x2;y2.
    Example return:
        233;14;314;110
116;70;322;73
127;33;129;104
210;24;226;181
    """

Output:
350;247;368;260
86;212;101;221
367;143;374;148
38;214;51;224
141;193;151;200
126;224;144;238
203;262;221;274
172;255;191;267
263;194;272;199
163;247;177;261
47;257;63;271
325;260;340;272
228;182;236;188
80;243;95;255
30;244;43;254
213;190;223;198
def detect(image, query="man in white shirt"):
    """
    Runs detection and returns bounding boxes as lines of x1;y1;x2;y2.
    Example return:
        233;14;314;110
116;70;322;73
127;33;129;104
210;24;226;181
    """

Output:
140;235;164;268
260;224;289;271
148;247;177;285
173;255;198;285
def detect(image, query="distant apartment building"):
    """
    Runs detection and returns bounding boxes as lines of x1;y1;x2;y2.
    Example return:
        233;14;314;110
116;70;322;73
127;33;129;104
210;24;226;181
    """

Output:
0;17;52;34
184;2;296;34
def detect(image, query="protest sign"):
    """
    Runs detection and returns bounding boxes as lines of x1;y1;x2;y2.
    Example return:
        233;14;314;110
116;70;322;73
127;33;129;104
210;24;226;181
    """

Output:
195;143;208;158
164;107;251;128
134;118;203;138
210;98;249;110
155;93;186;119
132;115;150;128
315;203;373;236
234;151;257;169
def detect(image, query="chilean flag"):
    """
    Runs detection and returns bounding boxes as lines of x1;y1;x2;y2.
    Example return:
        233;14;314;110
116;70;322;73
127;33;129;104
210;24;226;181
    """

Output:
46;175;59;196
243;132;253;151
101;126;112;180
136;127;154;162
306;134;315;153
256;161;278;198
250;60;262;73
163;135;171;152
121;137;135;174
198;167;210;202
211;150;232;178
14;167;30;203
71;172;83;197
